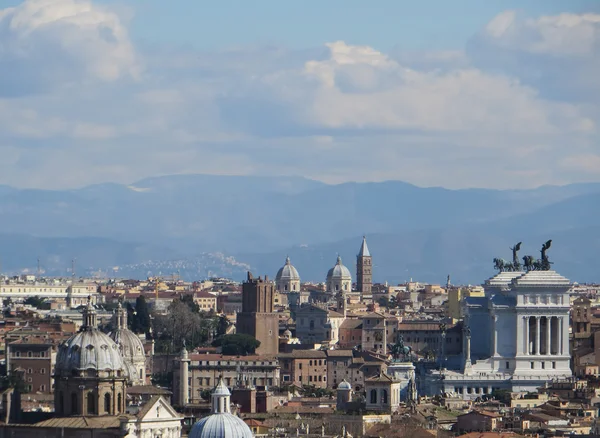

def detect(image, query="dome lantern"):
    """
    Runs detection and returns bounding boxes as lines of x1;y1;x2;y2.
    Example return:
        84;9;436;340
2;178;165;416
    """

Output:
189;378;253;438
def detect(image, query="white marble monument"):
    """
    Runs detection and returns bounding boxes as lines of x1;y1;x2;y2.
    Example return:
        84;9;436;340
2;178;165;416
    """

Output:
425;268;572;399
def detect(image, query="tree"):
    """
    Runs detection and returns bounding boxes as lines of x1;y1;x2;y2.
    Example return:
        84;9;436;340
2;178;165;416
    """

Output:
377;296;390;309
24;296;48;309
134;296;151;334
152;299;220;354
181;294;200;313
217;315;230;337
213;334;260;356
126;302;136;330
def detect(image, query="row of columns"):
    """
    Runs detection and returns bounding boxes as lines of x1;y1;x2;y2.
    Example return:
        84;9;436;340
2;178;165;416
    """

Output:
521;315;567;356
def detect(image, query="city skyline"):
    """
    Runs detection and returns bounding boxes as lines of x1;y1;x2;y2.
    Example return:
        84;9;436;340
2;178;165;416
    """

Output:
0;0;598;190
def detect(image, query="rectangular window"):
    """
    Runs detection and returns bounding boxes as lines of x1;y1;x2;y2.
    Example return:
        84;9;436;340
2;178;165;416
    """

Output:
541;362;545;369
552;361;556;369
506;362;509;369
531;362;535;369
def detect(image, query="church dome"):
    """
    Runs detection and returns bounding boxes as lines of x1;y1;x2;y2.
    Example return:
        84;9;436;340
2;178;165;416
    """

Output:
189;378;253;438
55;303;126;378
337;379;352;390
109;302;146;384
189;414;253;438
327;256;352;281
109;328;145;363
276;256;300;282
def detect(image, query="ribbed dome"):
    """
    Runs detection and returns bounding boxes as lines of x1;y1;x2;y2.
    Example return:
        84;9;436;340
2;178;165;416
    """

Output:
55;301;126;378
189;414;253;438
55;329;125;377
276;256;300;282
110;328;145;362
327;256;352;280
189;376;253;438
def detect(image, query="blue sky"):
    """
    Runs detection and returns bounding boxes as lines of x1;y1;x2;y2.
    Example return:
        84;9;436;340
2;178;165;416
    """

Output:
103;0;599;50
0;0;599;189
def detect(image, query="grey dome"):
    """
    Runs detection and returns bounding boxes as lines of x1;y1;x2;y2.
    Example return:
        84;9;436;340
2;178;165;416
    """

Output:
326;256;352;281
189;377;253;438
189;414;253;438
55;329;126;378
338;379;352;390
276;256;300;282
109;328;145;365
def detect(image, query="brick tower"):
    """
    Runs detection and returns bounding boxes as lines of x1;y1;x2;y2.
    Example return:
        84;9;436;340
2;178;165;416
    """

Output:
356;236;372;297
236;272;279;355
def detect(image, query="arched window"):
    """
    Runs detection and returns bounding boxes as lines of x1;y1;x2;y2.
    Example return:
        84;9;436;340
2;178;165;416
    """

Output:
71;393;78;415
309;320;314;330
284;284;288;291
117;393;122;413
58;392;64;414
382;389;388;404
370;389;377;404
104;393;111;414
87;392;95;415
139;369;143;380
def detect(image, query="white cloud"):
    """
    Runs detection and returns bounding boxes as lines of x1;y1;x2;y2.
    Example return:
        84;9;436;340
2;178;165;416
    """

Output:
467;10;600;103
483;11;600;56
0;0;139;96
0;1;598;190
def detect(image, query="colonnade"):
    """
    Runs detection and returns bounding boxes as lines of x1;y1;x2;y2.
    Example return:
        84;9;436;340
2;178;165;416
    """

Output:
521;315;567;356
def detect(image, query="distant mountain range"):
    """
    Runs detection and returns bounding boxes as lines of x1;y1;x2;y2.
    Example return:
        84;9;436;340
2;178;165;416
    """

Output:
1;175;599;284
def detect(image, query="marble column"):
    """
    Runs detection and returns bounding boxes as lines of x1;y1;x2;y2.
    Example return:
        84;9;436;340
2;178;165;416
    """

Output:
545;317;551;356
551;316;558;355
561;316;568;355
493;316;498;356
523;316;530;355
535;316;541;355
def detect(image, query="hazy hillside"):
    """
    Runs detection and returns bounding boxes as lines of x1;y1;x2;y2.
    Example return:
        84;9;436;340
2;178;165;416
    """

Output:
0;175;599;283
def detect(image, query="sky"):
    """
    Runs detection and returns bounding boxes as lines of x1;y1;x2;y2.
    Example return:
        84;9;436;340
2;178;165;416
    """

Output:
0;0;599;190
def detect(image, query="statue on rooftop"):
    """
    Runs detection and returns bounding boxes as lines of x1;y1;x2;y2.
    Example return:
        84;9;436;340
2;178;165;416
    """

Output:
510;242;522;271
540;239;552;270
390;335;413;361
523;240;553;271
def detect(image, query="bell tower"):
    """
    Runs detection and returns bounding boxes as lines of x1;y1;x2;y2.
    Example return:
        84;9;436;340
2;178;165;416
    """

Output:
357;236;372;297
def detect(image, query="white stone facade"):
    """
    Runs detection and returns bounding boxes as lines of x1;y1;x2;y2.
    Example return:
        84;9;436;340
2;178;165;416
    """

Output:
426;270;573;399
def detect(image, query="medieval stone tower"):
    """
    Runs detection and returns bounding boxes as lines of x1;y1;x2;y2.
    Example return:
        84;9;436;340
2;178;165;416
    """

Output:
236;272;279;355
356;236;372;297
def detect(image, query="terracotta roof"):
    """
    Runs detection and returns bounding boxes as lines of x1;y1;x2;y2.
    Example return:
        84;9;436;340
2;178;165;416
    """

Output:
194;291;217;299
278;350;327;359
326;350;354;357
128;385;172;396
365;373;396;382
340;319;363;330
244;419;265;427
457;434;523;438
460;410;501;418
189;354;277;361
135;396;161;419
31;416;125;429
